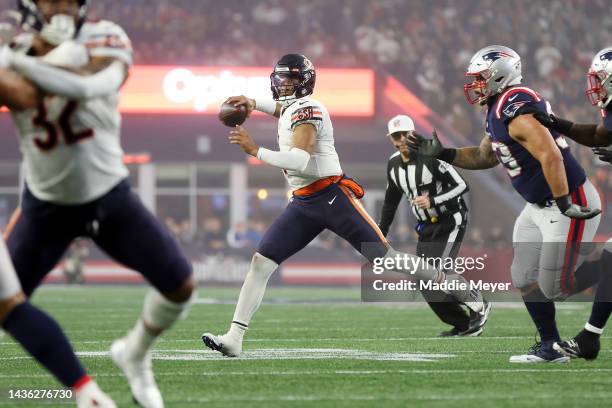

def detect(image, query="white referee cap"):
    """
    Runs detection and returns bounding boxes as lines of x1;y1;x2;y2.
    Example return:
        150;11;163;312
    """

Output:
386;115;415;136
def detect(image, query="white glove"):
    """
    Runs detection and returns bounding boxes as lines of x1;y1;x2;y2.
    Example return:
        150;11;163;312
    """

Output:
0;45;13;68
40;14;76;46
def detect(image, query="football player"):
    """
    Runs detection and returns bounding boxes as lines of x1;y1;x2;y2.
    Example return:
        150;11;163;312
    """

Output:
408;45;602;363
202;54;487;357
523;47;612;360
0;1;195;407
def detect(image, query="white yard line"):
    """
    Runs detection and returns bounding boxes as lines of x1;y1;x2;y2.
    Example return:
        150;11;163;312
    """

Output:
3;368;612;380
2;335;612;347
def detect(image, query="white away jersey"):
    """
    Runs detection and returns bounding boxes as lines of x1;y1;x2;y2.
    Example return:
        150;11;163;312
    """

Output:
10;20;132;204
277;97;342;190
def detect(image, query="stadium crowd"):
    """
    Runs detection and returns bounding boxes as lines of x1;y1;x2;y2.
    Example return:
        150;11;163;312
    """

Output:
82;0;611;196
0;0;609;244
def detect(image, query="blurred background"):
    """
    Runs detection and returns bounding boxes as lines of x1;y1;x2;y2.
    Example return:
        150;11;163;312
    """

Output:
0;0;609;286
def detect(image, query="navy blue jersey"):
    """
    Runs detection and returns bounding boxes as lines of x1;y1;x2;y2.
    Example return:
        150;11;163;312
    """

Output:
486;86;586;204
602;108;612;130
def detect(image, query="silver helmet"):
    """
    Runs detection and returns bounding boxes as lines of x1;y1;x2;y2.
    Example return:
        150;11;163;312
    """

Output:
464;45;522;105
586;47;612;108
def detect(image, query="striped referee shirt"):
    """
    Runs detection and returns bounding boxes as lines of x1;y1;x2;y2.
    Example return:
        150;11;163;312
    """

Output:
379;151;469;235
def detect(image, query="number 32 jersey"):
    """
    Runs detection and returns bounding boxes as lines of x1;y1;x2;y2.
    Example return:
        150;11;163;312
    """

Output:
10;20;132;204
485;86;585;204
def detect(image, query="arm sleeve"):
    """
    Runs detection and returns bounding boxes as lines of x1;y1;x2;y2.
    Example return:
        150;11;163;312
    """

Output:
431;160;469;206
257;147;310;172
378;163;403;237
10;55;126;99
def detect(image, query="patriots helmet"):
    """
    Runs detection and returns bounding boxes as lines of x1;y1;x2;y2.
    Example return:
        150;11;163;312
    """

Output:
270;54;316;107
18;0;88;33
464;45;522;105
586;47;612;108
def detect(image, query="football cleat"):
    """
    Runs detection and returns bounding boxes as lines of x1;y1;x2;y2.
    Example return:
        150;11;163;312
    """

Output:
110;338;164;408
75;380;117;408
509;340;570;363
201;332;242;357
438;327;462;337
553;331;600;360
438;326;483;337
460;299;492;336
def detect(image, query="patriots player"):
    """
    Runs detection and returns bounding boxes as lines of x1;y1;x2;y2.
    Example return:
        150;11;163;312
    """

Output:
0;1;195;407
202;54;486;357
409;45;602;363
524;47;612;360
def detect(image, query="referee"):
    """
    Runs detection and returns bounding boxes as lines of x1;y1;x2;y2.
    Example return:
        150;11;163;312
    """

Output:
378;115;490;336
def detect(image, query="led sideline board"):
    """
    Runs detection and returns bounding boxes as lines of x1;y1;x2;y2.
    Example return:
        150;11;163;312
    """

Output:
119;66;375;117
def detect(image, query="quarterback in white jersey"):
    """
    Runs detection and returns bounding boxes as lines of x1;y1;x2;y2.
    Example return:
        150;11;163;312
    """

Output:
0;1;195;407
275;96;342;190
202;54;486;358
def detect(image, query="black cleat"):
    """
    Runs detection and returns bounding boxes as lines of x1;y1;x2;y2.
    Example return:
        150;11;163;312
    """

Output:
553;330;600;360
438;326;483;337
460;300;491;336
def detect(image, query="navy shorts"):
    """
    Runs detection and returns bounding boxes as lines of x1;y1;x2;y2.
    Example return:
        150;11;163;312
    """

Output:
257;182;388;264
5;179;192;295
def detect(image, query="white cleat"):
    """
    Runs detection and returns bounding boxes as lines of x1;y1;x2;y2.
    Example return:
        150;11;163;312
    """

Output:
509;341;570;363
110;338;164;408
201;332;242;357
75;380;117;408
509;354;569;363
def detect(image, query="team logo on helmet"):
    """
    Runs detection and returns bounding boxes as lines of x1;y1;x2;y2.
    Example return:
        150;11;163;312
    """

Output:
482;51;514;62
303;57;314;70
599;51;612;62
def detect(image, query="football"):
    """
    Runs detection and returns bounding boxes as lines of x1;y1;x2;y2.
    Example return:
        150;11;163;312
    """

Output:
218;102;248;127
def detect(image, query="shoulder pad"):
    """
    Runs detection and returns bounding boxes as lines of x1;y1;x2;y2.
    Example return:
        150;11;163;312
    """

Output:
495;87;543;120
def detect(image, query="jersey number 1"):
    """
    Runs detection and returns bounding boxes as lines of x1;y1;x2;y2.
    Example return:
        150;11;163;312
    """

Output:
32;100;94;151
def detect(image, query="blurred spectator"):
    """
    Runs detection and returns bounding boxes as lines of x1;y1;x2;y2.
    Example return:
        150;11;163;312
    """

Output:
197;217;227;251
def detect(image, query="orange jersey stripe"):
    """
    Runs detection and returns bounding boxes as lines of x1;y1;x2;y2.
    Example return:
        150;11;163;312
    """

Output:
3;207;21;241
338;185;388;246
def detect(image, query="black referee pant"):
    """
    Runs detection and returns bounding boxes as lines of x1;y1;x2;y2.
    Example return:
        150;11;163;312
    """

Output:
416;211;470;331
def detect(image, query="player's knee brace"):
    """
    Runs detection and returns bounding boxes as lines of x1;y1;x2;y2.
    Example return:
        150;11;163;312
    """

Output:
537;276;567;302
510;265;537;291
250;252;278;281
143;289;194;331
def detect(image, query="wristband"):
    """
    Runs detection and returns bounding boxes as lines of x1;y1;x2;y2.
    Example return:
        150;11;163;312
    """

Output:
554;195;572;213
254;98;277;116
438;148;457;163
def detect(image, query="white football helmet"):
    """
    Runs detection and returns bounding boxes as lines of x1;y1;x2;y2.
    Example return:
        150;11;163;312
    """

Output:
586;47;612;108
464;45;522;105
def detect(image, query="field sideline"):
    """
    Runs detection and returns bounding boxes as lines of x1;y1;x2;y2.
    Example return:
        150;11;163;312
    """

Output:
1;286;611;407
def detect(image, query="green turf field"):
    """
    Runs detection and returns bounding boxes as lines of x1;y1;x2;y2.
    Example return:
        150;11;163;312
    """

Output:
1;285;611;407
